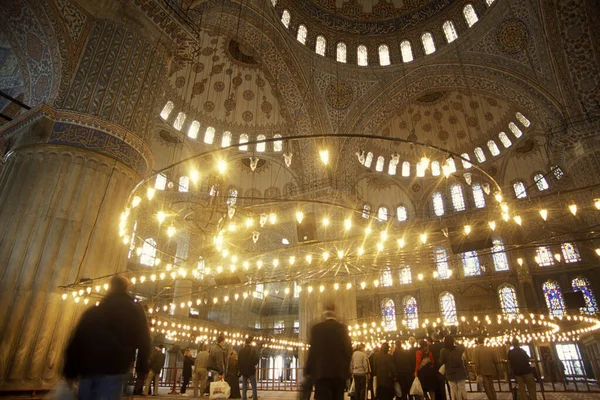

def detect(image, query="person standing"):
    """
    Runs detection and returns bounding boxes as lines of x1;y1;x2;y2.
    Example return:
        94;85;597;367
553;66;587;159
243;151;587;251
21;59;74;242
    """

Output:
415;340;436;400
226;350;241;398
351;343;370;400
439;336;467;400
472;337;498;400
429;333;446;400
507;339;536;400
238;338;260;400
181;349;194;396
393;341;413;400
63;275;151;400
305;304;353;400
368;347;379;400
193;344;210;397
209;336;227;381
144;345;166;396
375;343;397;400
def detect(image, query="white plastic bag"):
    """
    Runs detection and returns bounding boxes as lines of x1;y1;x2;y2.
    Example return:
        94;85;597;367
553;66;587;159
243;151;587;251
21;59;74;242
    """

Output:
51;381;77;400
394;381;402;397
348;378;355;395
209;380;231;399
409;377;424;397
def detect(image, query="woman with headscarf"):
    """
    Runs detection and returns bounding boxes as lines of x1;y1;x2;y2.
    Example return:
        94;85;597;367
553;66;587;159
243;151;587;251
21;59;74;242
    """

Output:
439;336;467;400
226;350;241;398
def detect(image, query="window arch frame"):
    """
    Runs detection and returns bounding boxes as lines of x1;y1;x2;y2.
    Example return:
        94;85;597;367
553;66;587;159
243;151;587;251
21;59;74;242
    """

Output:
381;298;396;330
439;292;458;324
187;120;200;139
400;40;413;63
400;266;412;284
463;4;479;27
239;133;249;151
472;183;486;208
421;32;436;55
375;155;385;172
281;9;291;28
432;192;445;216
296;24;307;44
315;35;327;56
435;248;450;279
487;140;500;156
513;181;527;199
204;126;215;144
461;250;481;276
533;173;549;191
443;20;458;43
450;184;466;212
378;44;391;66
140;238;157;266
543;281;566;317
377;206;389;221
173;112;186;131
498;284;519;316
160;101;174;120
380;267;393;287
403;296;419;330
572;277;598;315
256;134;266;152
221;131;232;148
492;238;509;271
396;205;408;222
336;42;347;63
498;132;512;148
357;44;368;66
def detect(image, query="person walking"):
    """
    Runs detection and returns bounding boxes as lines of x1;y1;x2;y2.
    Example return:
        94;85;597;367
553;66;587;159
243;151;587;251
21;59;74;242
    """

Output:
429;333;446;400
375;343;397;400
305;304;353;400
351;343;370;400
415;340;437;400
193;344;210;397
144;345;166;396
226;350;241;398
393;341;413;400
63;275;151;400
368;347;379;400
472;337;498;400
507;339;536;400
439;336;467;400
181;349;194;396
238;338;260;400
209;336;227;381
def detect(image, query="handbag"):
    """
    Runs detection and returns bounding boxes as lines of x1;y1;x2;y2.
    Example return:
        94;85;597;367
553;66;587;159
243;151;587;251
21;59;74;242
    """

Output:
409;377;424;397
209;380;231;399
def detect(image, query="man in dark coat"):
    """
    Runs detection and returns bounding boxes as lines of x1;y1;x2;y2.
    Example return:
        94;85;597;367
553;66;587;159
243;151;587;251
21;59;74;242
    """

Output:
63;275;151;400
429;333;447;400
369;347;379;400
305;305;353;400
238;338;260;400
144;345;166;395
181;349;194;395
393;341;413;400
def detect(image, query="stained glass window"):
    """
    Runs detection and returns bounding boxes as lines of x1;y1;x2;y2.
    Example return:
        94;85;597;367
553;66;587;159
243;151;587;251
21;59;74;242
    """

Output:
281;10;291;28
443;20;458;43
160;101;174;120
487;140;500;156
451;184;466;211
397;206;408;222
572;277;598;315
316;35;326;56
536;246;555;267
400;266;412;284
357;45;368;66
155;173;167;190
365;152;374;168
433;192;445;216
509;122;523;138
380;268;393;287
173;112;186;131
204;127;215;144
435;248;450;279
337;42;347;63
551;165;564;180
561;242;581;263
178;176;189;193
431;161;441;176
254;283;264;299
256;134;266;152
273;134;283;152
516;112;531;127
221;131;232;148
362;204;371;219
297;24;307;44
543;281;566;317
403;296;419;330
238;134;249;151
440;292;457;324
534;173;549;191
402;161;410;177
381;298;396;330
474;147;486;163
226;188;238;206
422;32;436;55
462;250;481;276
472;183;486;208
388;159;397;175
188;120;200;139
376;156;385;172
460;153;472;169
498;284;518;316
400;40;413;62
140;238;157;266
463;4;479;27
492;238;509;271
513;181;527;199
498;132;512;148
378;44;391;66
378;206;389;221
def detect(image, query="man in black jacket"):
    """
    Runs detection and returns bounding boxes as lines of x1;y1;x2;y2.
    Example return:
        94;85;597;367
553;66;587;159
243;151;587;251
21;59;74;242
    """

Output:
145;345;166;395
393;341;413;400
238;338;260;400
305;305;353;400
429;333;447;400
63;275;151;400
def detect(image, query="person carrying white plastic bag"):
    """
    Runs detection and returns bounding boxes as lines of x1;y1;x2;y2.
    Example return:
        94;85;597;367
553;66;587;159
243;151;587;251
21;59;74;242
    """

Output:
409;376;424;397
209;380;231;399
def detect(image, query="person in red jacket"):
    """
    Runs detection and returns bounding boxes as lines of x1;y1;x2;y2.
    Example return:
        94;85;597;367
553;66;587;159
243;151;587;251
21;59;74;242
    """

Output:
415;340;437;400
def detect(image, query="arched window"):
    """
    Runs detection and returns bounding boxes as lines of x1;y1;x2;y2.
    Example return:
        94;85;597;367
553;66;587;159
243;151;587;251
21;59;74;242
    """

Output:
535;246;554;267
443;21;458;43
516;112;531;128
445;158;457;173
474;147;486;163
140;238;157;266
337;42;347;63
534;173;549;191
431;161;441;176
400;40;413;62
450;184;466;211
433;192;445;216
396;206;407;222
273;134;283;152
281;10;291;28
178;176;189;193
271;0;277;6
364;152;374;168
381;298;396;330
513;181;527;199
388;159;397;175
155;173;167;190
380;268;393;287
463;4;479;27
221;131;232;147
226;188;238;206
460;153;472;169
487;140;500;156
254;283;264;299
492;238;509;271
402;161;410;177
509;122;523;138
378;44;391;66
403;296;419;330
462;250;481;276
400;266;412;284
416;162;426;177
551;165;564;180
357;45;368;66
435;248;450;279
378;206;388;221
297;24;307;44
315;35;326;56
440;292;458;324
204;127;215;144
498;132;512;148
572;277;598;315
375;156;385;172
239;133;249;151
173;112;186;131
160;101;174;120
256;134;266;152
498;284;518;316
486;0;496;5
561;242;581;263
188;120;200;139
362;204;371;219
472;183;486;208
422;32;436;55
543;281;566;317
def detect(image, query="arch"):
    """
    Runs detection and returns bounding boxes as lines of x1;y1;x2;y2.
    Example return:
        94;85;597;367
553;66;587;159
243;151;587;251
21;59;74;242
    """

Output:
315;35;326;56
463;4;479;27
173;112;186;130
543;281;566;317
561;242;581;263
403;296;419;330
513;181;527;198
336;42;347;63
160;101;174;120
474;147;486;163
509;122;523;138
402;161;410;177
381;298;396;330
572;277;598;315
221;131;232;147
498;132;512;148
487;140;500;156
400;40;413;62
516;112;531;127
364;151;374;168
140;238;157;266
498;284;518;315
396;205;408;222
188;120;200;139
435;248;449;278
155;173;167;190
378;44;391;66
281;10;291;28
204;126;215;144
264;186;280;198
422;32;436;55
296;24;307;44
492;238;509;271
533;173;549;191
450;184;466;211
472;183;486;208
439;292;457;324
432;192;445;216
256;134;266;152
400;266;412;284
462;250;481;276
378;206;388;221
380;267;393;287
443;21;458;43
239;133;249;150
357;45;368;66
388;159;398;175
375;155;385;172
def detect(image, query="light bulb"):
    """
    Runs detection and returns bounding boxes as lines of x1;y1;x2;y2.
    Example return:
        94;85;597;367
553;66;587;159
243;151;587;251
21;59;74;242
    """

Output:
273;259;279;267
376;242;384;252
380;231;388;241
322;251;329;261
308;286;313;293
397;238;405;248
501;203;509;213
346;283;352;290
147;188;155;200
337;250;344;259
569;204;577;215
190;169;199;183
245;218;253;228
289;256;295;265
360;282;366;289
517;258;524;266
319;285;325;293
418;274;423;281
489;221;496;231
319;150;329;165
322;217;330;226
131;196;142;208
217;159;227;174
513;215;522;226
157;211;166;224
539;209;548;221
420;157;430;169
334;283;339;291
269;213;277;224
420;233;427;244
494;192;503;203
305;255;312;264
344;218;352;231
296;211;304;224
595;199;600;210
595;249;600;257
464;225;471;235
167;226;176;237
502;213;510;222
364;226;372;235
358;247;364;256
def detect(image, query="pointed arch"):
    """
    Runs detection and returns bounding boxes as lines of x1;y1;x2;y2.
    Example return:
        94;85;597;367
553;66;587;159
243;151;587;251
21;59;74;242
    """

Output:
440;292;457;324
381;298;396;330
422;32;436;55
297;24;307;44
336;42;347;63
315;35;326;56
543;281;566;317
160;101;174;120
403;296;419;329
463;4;479;27
572;277;598;315
498;284;518;316
380;267;393;287
378;44;391;66
400;40;413;62
443;20;458;43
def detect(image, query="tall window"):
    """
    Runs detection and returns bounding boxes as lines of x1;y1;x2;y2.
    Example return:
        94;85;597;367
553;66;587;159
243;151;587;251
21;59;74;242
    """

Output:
337;42;347;63
403;296;419;330
400;266;412;284
378;44;390;66
357;45;368;66
160;101;174;120
140;238;157;266
256;134;266;152
315;35;326;56
534;173;549;191
204;126;215;144
402;161;410;177
516;112;531;127
396;206;408;222
487;140;500;156
375;156;385;172
435;248;450;279
388;159;397;175
440;292;457;324
422;32;436;55
400;40;413;62
498;132;512;148
433;192;445;216
474;147;486;163
509;122;523;138
362;204;371;219
431;161;441;176
498;284;518;316
561;242;581;263
221;131;232;147
460;153;472;169
381;298;396;330
188;120;200;139
572;277;599;315
462;250;481;276
536;246;554;267
513;181;527;198
450;184;466;211
364;152;374;168
293;282;301;298
226;188;238;206
281;10;291;28
543;281;566;317
254;283;264;299
378;206;389;221
178;176;189;193
380;268;393;287
492;238;509;271
472;183;486;208
273;134;283;152
443;21;458;43
297;24;307;44
173;112;186;130
463;4;479;27
445;157;457;173
551;165;564;180
155;173;167;190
